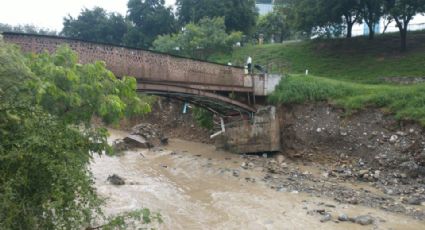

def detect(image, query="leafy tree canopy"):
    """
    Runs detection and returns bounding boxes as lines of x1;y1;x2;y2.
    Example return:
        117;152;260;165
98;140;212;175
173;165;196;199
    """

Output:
126;0;177;48
153;17;242;60
61;7;128;44
256;11;291;43
176;0;258;34
0;41;150;229
0;23;57;35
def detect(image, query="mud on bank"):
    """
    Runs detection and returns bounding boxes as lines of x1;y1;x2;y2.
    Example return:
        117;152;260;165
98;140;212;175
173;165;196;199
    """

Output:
272;103;425;219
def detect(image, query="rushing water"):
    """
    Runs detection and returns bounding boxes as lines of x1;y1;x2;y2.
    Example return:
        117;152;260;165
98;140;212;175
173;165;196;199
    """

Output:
90;129;424;229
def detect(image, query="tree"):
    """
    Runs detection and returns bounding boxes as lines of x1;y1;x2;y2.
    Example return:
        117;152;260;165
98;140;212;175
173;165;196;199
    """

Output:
324;0;362;38
126;0;177;48
0;41;150;229
153;17;242;60
279;0;362;38
256;11;291;43
176;0;258;34
281;0;328;36
0;23;57;35
61;7;128;44
360;0;385;40
384;0;425;51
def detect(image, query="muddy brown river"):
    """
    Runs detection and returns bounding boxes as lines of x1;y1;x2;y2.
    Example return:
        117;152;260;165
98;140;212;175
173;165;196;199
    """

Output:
90;129;425;229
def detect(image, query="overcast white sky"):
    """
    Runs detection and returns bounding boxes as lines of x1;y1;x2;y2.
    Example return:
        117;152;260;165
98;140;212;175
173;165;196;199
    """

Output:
0;0;176;32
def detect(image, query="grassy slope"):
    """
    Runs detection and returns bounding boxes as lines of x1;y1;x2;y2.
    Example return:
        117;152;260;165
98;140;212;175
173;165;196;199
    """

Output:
211;32;425;83
210;32;425;124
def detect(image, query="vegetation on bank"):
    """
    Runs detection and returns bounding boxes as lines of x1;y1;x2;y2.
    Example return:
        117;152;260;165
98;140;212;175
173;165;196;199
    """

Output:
0;41;156;228
269;75;425;125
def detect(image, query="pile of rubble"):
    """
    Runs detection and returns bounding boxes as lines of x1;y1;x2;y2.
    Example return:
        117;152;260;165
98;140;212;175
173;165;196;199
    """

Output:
112;123;168;152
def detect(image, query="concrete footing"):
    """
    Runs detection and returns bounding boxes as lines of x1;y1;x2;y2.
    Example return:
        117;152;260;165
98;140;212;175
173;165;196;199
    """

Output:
215;106;281;153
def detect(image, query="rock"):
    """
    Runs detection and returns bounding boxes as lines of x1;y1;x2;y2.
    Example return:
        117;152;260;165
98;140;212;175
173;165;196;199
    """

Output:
112;139;129;152
233;170;240;177
160;137;168;145
276;187;287;192
241;162;248;169
320;213;332;223
389;135;398;143
347;197;359;205
373;170;381;179
276;154;285;164
359;169;369;175
107;174;125;185
400;161;418;170
352;215;374;225
316;128;322;133
123;135;152;148
338;214;349;222
396;131;407;136
406;197;422;205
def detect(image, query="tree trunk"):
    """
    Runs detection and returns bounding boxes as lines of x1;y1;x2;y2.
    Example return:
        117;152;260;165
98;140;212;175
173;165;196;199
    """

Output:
344;14;353;39
399;27;407;52
368;24;375;40
346;23;353;38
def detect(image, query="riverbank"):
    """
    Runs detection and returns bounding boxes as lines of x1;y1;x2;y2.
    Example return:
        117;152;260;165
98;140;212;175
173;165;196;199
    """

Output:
90;129;425;229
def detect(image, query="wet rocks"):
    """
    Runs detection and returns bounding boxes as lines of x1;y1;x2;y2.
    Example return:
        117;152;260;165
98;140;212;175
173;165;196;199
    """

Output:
112;139;130;152
131;123;167;147
404;197;423;205
389;135;398;143
320;213;332;222
107;174;125;185
337;214;349;222
351;215;374;225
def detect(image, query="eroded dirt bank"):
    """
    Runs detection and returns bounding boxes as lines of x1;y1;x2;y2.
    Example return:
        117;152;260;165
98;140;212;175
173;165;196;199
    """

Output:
276;103;425;219
91;129;424;229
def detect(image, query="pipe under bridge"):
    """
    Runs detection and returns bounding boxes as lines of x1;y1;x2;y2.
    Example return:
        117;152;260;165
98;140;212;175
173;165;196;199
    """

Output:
2;32;276;116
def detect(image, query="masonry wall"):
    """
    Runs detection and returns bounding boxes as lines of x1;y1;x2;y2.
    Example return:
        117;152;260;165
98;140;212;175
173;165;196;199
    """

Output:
3;33;246;88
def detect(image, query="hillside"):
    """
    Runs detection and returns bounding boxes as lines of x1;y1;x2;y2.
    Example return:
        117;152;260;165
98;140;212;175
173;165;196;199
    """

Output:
211;32;425;125
212;31;425;83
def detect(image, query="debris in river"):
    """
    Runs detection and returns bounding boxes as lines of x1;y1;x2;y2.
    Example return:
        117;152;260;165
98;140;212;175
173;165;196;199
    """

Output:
107;174;125;185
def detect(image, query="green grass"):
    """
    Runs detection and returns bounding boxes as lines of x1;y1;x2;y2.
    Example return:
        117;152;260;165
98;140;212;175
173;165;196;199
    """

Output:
211;32;425;83
269;75;425;125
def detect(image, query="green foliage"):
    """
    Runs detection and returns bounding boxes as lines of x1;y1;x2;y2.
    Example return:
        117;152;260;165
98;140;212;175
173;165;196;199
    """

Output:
61;7;128;44
95;208;163;230
27;45;150;124
384;0;425;50
278;0;361;38
269;75;425;125
0;41;151;228
193;107;214;130
126;0;177;48
176;0;258;34
256;11;291;43
0;23;57;35
154;17;242;59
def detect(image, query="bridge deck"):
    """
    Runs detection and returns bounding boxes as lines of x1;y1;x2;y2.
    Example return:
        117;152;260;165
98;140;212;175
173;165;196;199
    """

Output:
2;32;268;115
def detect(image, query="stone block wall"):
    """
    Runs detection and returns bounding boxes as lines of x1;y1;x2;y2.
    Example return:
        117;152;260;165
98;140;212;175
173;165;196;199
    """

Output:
3;33;247;88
